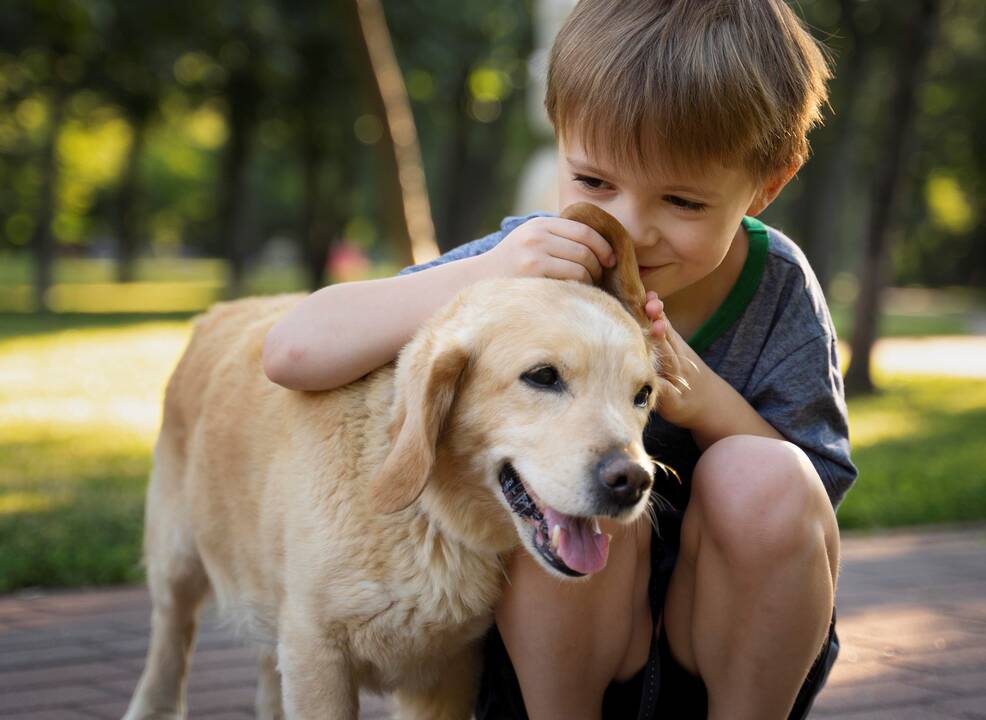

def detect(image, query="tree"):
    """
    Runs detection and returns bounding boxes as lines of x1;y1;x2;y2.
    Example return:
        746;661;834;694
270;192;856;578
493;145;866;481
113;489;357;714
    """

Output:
340;0;438;267
3;0;96;311
96;0;192;282
845;0;941;395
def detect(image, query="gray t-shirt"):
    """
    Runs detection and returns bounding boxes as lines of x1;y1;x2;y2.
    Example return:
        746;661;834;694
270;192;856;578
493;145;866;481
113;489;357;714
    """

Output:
399;213;857;508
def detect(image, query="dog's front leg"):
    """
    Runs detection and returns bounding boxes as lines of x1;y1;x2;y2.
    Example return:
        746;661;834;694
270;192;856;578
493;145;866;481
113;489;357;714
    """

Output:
278;619;358;720
394;643;482;720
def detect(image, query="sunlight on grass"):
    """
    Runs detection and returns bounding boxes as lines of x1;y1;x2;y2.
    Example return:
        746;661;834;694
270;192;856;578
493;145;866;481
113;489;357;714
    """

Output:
0;321;190;441
0;321;190;590
0;310;983;591
0;491;53;515
840;373;986;529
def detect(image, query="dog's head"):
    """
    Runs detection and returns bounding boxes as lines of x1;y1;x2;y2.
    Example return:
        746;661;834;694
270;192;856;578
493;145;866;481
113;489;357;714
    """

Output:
369;203;662;579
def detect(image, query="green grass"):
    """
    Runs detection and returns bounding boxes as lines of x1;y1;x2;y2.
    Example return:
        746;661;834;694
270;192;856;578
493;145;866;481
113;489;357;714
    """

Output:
0;255;401;314
838;373;986;529
0;319;189;591
0;311;983;592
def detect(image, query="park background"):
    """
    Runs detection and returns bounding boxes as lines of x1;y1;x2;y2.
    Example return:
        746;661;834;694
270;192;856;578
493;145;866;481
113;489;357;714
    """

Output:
0;0;984;593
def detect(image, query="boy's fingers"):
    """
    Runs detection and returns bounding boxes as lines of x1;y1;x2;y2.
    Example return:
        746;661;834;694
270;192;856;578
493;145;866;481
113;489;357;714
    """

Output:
546;232;604;283
550;218;616;268
543;254;599;285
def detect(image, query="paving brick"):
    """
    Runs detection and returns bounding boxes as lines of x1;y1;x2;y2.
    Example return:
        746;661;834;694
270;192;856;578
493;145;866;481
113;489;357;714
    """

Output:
0;643;105;672
812;678;947;713
936;695;986;719
188;645;257;671
75;697;132;719
824;658;928;687
1;526;985;720
187;684;257;713
0;660;132;692
907;669;986;696
0;683;115;713
2;709;96;720
890;645;986;674
812;704;962;719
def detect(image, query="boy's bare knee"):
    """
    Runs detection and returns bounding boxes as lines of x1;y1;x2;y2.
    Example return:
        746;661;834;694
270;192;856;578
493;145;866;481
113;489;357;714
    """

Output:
690;435;837;573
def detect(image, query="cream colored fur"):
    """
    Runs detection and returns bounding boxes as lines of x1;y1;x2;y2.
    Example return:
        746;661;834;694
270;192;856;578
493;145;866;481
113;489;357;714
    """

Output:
123;204;662;720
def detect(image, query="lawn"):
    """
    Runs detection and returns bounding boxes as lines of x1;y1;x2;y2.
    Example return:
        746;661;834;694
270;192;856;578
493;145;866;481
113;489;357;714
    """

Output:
0;310;984;592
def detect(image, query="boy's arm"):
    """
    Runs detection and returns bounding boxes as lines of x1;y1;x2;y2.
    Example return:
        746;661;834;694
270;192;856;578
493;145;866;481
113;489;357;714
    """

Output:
263;254;491;391
645;292;856;505
645;311;784;449
264;213;615;392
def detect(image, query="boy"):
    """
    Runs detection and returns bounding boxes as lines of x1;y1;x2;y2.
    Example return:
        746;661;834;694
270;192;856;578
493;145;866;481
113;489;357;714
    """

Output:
264;1;856;718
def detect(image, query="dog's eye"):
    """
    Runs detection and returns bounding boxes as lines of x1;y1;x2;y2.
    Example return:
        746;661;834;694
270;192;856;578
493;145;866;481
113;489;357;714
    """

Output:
634;385;652;408
522;365;562;390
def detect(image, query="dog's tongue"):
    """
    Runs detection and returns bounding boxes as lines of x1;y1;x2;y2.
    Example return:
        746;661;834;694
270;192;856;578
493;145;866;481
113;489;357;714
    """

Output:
543;507;610;575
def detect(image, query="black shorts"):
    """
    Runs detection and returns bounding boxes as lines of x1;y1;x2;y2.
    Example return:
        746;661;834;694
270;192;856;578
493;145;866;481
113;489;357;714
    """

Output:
474;495;839;720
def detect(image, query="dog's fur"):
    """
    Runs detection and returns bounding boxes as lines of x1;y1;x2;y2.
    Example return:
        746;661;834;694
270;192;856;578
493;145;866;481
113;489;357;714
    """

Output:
124;203;662;720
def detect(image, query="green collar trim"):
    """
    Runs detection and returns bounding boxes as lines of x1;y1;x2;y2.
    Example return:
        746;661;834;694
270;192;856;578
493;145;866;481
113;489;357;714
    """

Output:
687;215;769;355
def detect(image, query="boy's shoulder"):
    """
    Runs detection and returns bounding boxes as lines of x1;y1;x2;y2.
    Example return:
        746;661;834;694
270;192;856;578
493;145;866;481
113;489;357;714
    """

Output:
758;222;834;338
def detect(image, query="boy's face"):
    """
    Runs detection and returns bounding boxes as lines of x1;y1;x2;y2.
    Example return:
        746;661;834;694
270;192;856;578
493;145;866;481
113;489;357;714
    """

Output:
557;134;780;301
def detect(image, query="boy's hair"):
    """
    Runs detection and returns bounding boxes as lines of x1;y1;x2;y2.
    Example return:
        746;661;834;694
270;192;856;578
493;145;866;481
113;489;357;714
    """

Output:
545;0;832;180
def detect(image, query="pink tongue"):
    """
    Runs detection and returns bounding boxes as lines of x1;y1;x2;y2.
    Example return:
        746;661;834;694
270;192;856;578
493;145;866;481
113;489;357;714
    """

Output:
543;507;610;575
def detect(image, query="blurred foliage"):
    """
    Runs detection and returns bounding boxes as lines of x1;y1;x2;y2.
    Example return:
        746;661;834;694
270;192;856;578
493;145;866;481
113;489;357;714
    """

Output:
758;0;985;289
0;0;978;296
0;0;534;295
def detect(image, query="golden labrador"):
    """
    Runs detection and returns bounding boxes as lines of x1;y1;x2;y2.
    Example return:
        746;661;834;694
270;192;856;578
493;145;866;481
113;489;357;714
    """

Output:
124;203;661;720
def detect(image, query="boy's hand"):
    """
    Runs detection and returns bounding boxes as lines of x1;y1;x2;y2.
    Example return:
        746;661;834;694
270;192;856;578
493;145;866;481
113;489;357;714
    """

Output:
644;290;710;428
482;217;617;284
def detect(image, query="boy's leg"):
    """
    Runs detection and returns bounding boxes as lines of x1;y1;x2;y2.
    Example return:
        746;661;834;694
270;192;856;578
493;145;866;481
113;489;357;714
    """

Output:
494;517;654;720
663;434;839;720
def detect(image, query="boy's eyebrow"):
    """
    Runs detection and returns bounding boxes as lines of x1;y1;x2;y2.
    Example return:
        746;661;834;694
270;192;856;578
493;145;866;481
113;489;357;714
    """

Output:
567;157;615;178
566;156;721;200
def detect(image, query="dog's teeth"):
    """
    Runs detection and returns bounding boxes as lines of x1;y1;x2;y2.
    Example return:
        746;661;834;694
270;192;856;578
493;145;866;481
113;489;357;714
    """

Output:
551;524;561;551
591;517;601;535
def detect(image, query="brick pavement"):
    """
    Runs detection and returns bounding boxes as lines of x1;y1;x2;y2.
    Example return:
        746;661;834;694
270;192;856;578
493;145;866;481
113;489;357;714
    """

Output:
1;525;984;719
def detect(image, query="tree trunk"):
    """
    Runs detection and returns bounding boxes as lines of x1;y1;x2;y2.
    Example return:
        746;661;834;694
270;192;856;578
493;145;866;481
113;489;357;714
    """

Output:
115;116;146;283
219;83;255;298
803;0;871;293
300;118;332;290
845;0;940;395
32;85;66;313
346;0;438;266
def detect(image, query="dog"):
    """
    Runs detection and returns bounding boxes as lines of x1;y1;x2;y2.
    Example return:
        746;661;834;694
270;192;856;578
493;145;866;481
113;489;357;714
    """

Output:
123;203;663;720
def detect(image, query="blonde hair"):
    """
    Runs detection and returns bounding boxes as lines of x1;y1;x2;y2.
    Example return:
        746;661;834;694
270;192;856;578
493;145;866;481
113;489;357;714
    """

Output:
545;0;832;180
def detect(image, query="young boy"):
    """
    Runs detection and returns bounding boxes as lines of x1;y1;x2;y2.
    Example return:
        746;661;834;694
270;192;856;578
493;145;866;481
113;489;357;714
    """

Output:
263;1;856;718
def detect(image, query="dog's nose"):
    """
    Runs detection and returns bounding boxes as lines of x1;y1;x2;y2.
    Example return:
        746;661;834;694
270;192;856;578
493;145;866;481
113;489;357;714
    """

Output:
596;449;651;507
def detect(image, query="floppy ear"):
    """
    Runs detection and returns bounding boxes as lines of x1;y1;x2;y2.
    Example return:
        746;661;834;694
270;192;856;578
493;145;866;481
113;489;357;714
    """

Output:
560;202;649;331
369;341;470;514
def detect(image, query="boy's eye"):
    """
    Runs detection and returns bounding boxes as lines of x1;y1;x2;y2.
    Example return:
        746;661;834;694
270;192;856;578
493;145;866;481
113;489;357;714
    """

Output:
665;195;705;212
573;174;610;191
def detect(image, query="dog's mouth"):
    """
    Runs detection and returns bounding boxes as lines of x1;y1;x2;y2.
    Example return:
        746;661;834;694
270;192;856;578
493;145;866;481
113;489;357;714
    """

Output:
499;463;610;577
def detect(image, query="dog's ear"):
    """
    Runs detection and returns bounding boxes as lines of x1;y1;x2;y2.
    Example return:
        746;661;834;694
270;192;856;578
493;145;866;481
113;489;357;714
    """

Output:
369;340;470;514
560;202;649;332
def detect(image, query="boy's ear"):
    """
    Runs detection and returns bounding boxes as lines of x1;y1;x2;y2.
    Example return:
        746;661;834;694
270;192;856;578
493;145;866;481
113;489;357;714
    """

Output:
747;161;801;216
560;202;650;332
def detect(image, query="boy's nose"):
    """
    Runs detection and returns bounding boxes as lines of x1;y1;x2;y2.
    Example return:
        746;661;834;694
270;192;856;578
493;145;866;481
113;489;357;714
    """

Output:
632;226;661;249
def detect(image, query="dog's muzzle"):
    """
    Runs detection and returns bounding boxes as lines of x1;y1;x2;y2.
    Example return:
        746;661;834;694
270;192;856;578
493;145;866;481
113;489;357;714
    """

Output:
499;463;611;577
